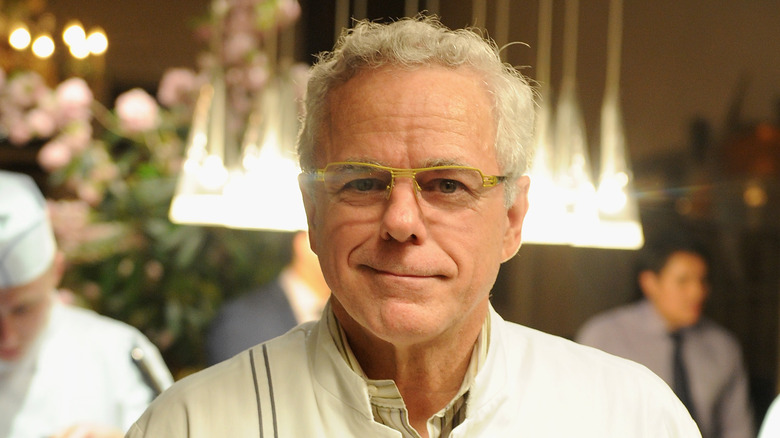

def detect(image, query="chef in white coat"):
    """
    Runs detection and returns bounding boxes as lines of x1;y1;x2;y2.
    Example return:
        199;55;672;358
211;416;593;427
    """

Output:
0;170;173;438
127;16;700;437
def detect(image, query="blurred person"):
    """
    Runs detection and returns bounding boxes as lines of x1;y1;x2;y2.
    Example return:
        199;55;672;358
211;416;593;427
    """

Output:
577;234;754;438
127;16;699;437
0;170;173;438
205;230;329;365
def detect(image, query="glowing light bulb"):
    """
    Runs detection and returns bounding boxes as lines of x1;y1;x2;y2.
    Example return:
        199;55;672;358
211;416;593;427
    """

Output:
87;29;108;55
32;35;55;58
9;26;31;50
62;21;86;46
597;172;630;214
198;155;229;190
69;40;90;59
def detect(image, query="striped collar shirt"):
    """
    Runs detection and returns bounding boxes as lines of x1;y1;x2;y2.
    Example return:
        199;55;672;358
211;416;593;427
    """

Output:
326;307;490;438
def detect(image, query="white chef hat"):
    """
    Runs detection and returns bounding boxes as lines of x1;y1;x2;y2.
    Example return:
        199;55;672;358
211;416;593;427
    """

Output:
0;171;57;289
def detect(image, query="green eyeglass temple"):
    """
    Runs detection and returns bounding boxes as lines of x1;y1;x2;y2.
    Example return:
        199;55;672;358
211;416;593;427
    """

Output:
311;161;506;188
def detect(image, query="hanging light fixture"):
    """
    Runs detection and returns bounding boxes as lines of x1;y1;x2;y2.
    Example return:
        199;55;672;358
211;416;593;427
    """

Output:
168;70;232;226
522;0;572;246
169;0;307;232
589;0;644;249
553;0;600;247
522;0;641;249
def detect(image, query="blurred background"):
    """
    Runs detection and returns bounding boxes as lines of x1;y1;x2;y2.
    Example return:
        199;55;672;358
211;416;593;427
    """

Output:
2;0;779;427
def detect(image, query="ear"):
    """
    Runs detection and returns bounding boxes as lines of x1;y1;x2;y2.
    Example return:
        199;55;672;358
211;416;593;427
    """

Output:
501;175;530;262
298;175;318;254
638;270;657;299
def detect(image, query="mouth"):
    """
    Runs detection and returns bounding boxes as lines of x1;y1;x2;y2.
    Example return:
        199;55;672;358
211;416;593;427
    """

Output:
362;264;445;279
0;348;21;360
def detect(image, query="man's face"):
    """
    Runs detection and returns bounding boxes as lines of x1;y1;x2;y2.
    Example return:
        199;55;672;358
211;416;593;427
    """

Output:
302;66;529;348
641;251;709;331
0;265;56;361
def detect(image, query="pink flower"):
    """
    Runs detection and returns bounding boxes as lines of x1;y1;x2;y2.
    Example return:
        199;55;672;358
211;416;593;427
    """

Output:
55;77;93;123
6;71;47;108
38;139;73;171
277;0;301;28
26;107;57;138
157;68;200;107
245;62;269;91
223;32;257;65
76;181;103;206
225;8;256;34
115;88;160;133
8;116;32;145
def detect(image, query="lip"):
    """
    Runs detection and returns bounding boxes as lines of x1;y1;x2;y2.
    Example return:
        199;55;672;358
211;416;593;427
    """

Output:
363;264;444;279
0;348;21;361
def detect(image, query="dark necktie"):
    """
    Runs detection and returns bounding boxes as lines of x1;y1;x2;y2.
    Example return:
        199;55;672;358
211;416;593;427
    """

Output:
671;331;697;422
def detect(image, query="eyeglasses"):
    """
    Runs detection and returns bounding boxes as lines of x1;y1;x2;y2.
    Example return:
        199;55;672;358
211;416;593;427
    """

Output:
302;161;506;210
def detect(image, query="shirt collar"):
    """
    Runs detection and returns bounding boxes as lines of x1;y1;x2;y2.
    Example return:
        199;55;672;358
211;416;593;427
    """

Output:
326;305;491;438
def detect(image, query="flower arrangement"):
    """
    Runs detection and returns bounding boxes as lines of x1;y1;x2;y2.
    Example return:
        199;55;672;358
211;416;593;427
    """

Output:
0;0;306;377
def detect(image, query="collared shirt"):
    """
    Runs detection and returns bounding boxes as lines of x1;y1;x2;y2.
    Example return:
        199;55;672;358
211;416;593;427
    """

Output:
326;307;490;438
576;299;754;438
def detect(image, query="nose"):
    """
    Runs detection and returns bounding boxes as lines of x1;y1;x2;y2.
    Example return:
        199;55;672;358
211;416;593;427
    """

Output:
379;177;427;243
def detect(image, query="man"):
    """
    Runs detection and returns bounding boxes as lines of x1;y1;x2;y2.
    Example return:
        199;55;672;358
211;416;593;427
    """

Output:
205;230;329;365
0;170;173;438
127;16;699;437
577;235;754;438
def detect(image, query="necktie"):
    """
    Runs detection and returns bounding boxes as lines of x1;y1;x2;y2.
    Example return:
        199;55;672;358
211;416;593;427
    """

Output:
671;331;697;422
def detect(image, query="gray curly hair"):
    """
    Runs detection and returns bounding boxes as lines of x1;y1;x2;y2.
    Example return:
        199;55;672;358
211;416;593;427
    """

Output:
296;15;535;205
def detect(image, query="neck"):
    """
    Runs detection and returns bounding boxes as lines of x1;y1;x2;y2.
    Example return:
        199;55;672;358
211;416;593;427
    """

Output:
334;304;486;431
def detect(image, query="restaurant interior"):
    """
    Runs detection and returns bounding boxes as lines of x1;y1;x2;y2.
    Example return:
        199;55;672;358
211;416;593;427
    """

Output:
2;0;779;429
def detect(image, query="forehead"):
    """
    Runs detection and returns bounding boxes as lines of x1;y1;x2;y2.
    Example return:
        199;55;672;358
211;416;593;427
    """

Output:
0;274;51;308
318;66;496;167
661;251;707;275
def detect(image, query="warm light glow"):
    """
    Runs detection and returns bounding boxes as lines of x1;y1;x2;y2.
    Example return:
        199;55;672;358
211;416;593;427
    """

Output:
87;29;108;55
743;182;768;208
69;40;90;59
31;35;55;58
62;21;86;46
597;172;629;214
198;155;229;190
9;26;32;50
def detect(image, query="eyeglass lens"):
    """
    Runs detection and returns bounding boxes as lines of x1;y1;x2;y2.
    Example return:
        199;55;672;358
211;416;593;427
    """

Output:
320;163;489;209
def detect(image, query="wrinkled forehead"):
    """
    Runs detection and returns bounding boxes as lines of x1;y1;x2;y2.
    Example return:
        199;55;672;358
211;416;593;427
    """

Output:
315;66;497;165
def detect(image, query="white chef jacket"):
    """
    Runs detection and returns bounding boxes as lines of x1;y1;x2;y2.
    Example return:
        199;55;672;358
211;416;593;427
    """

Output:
0;299;173;438
127;304;700;437
759;395;780;438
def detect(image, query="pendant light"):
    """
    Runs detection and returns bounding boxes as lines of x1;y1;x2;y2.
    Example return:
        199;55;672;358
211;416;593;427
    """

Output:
554;0;599;246
590;0;644;249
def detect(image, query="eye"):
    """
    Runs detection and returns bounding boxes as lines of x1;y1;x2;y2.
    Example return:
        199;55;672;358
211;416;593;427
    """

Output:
433;179;467;194
344;178;385;192
417;168;478;195
11;303;32;317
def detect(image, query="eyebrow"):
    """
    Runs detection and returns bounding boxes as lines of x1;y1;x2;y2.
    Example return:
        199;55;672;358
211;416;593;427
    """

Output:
337;158;472;168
